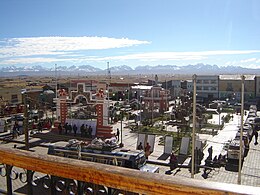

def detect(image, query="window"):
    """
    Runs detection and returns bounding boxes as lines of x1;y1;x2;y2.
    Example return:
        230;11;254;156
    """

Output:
11;94;18;103
203;80;209;84
203;86;209;90
226;83;233;91
196;86;202;90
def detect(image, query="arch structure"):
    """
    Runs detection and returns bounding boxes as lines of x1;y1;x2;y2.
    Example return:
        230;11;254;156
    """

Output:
71;83;92;104
55;83;113;138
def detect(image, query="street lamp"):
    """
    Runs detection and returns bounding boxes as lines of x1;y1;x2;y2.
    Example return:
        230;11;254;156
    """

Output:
119;108;124;147
217;106;222;129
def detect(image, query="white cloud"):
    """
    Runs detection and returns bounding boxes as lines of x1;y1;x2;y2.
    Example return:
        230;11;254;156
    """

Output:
0;36;150;58
1;36;260;66
85;50;260;62
1;57;74;65
243;64;260;69
240;58;257;63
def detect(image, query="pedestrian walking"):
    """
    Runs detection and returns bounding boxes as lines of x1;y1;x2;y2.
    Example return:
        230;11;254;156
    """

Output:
116;128;120;142
208;146;213;160
145;142;151;159
253;126;258;145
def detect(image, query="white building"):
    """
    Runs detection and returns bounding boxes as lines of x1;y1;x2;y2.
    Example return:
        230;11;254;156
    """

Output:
196;75;219;101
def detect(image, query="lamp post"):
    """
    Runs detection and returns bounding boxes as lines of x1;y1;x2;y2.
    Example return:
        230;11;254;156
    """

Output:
217;106;222;130
238;75;245;184
191;74;197;178
119;109;124;147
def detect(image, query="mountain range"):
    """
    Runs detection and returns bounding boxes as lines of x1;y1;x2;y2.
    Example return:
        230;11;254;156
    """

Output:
0;64;259;77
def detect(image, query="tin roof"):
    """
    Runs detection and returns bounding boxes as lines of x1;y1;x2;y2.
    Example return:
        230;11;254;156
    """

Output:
219;75;255;80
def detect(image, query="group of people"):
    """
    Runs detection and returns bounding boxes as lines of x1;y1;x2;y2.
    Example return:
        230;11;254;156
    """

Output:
58;123;93;138
80;124;93;138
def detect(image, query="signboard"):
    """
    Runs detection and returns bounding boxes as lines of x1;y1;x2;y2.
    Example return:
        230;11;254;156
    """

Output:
164;136;173;154
0;119;5;133
137;134;156;153
180;137;190;155
147;134;155;153
137;133;146;150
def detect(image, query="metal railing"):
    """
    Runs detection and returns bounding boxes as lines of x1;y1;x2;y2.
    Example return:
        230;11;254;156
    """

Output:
0;146;259;195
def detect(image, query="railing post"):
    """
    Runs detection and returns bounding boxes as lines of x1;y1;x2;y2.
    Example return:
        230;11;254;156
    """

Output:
27;170;33;195
6;165;13;195
77;180;83;195
50;175;57;195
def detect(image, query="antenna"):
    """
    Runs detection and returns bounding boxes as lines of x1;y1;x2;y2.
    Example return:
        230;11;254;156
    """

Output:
55;64;57;99
107;62;111;124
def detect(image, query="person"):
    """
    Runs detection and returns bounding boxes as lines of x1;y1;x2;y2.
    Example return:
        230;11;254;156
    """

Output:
12;123;18;139
116;128;120;142
58;123;62;135
85;124;89;137
88;126;92;138
137;142;143;150
80;124;85;137
253;126;258;145
145;142;151;159
68;124;72;134
37;121;43;132
64;123;68;134
169;153;178;171
208;146;213;160
73;124;77;136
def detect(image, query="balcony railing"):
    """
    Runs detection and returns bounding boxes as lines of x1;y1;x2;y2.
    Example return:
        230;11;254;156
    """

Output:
0;146;259;195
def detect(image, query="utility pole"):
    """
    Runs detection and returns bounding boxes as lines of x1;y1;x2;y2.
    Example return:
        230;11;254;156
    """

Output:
23;92;33;194
191;74;197;178
23;93;29;150
238;75;245;184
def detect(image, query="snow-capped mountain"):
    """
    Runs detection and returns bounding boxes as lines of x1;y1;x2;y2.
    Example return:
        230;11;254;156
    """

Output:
0;64;259;77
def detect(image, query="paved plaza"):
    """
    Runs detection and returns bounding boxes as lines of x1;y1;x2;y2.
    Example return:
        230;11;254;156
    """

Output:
0;112;260;194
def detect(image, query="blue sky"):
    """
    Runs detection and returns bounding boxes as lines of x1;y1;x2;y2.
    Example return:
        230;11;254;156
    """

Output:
0;0;260;69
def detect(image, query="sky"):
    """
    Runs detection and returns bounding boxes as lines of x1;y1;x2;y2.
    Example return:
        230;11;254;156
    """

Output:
0;0;260;69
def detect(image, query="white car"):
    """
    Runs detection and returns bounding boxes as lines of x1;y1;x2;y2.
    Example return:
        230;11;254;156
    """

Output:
227;138;245;161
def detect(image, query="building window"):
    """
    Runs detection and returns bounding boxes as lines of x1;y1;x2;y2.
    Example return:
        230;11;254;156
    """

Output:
203;86;209;90
211;87;217;91
226;83;233;91
211;80;217;84
11;94;18;103
197;80;202;84
203;80;209;84
196;86;202;90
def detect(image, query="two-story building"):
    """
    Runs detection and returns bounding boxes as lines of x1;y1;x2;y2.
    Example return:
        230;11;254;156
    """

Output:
219;75;255;101
195;75;219;102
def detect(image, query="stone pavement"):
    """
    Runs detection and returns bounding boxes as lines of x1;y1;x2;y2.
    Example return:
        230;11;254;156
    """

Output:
0;113;260;194
111;115;260;187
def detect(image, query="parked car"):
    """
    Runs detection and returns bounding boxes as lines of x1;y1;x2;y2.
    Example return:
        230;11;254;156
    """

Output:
242;124;253;139
245;117;255;125
235;132;250;149
227;138;245;162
